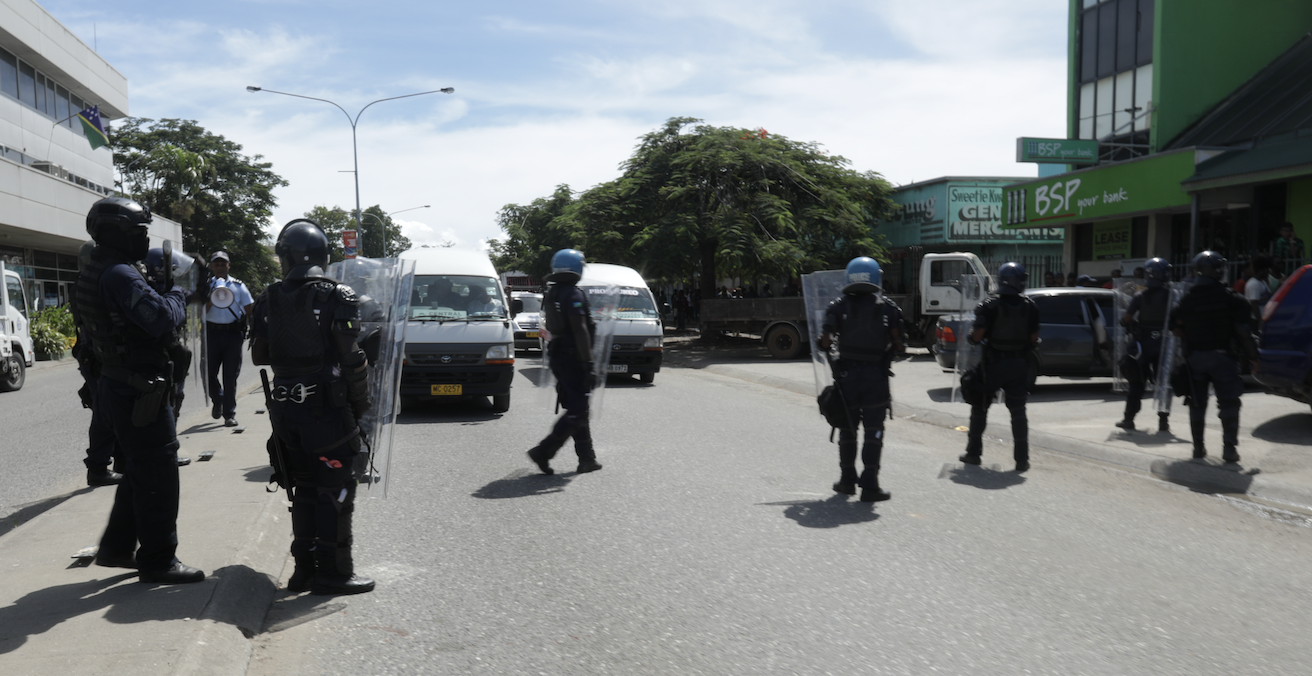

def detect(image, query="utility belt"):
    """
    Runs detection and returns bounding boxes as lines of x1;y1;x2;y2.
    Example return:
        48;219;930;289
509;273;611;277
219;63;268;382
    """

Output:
100;363;171;428
269;378;351;409
207;321;244;332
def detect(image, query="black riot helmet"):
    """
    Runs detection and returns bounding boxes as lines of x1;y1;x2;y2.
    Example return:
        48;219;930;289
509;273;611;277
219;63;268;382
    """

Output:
1192;250;1227;282
275;219;330;280
86;197;152;260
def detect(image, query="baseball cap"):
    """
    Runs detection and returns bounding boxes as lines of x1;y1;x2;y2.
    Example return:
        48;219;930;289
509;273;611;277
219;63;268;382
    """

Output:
210;251;230;262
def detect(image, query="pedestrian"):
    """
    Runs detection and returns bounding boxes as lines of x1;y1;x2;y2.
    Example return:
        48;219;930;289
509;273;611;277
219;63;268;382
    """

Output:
819;256;903;502
250;219;376;595
1043;271;1057;288
1169;251;1259;463
527;249;603;476
206;250;253;427
1102;269;1123;289
1115;258;1173;433
1270;222;1305;277
73;197;204;584
959;262;1040;473
674;289;688;330
1244;255;1274;320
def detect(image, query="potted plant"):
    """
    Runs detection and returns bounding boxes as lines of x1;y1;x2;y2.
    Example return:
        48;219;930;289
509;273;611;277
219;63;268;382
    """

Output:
32;305;76;361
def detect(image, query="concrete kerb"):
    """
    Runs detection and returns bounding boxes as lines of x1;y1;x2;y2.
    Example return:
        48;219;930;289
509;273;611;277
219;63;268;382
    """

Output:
698;362;1312;514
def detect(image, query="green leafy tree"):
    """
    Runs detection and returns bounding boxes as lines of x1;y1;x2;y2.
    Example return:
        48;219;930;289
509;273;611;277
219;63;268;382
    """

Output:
490;185;578;277
112;118;288;292
302;205;355;262
359;205;414;258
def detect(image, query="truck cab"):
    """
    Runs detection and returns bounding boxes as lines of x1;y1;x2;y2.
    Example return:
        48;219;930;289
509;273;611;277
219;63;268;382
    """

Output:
578;263;663;383
918;252;995;315
398;248;515;412
1;261;35;392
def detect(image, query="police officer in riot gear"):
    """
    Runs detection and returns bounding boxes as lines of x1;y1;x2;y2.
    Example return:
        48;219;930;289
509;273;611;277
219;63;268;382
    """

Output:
73;197;205;584
819;257;903;502
1116;257;1173;433
251;219;375;595
960;262;1041;472
527;249;603;476
1169;251;1259;463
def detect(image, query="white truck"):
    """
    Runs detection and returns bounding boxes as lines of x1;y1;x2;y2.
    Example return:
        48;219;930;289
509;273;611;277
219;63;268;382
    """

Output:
0;261;36;392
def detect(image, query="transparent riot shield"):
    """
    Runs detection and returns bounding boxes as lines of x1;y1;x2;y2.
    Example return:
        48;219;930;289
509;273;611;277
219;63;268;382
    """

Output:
583;283;621;418
951;274;990;403
1153;280;1190;414
327;256;416;497
534;285;559;403
1111;288;1134;393
801;270;848;396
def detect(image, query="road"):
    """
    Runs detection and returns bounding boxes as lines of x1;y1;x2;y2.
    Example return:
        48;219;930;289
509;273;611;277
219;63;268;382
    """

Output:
248;351;1312;675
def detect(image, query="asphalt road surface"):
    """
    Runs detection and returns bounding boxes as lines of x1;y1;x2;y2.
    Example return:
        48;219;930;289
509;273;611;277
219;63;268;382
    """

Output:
249;354;1312;676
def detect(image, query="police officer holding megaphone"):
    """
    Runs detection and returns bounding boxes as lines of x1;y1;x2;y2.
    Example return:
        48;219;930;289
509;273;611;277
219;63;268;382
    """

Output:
206;251;253;427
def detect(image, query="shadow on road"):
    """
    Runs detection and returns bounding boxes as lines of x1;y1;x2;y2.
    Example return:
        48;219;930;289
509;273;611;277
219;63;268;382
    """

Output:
758;494;880;528
398;398;503;424
938;463;1026;490
1151;458;1259;494
472;468;572;499
1251;413;1312;446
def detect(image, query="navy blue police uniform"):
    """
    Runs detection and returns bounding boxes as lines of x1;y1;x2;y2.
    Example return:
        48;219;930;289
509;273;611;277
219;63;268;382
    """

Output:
1120;285;1171;429
822;293;902;496
530;281;598;468
963;294;1040;468
74;247;194;577
1169;277;1255;461
252;273;375;594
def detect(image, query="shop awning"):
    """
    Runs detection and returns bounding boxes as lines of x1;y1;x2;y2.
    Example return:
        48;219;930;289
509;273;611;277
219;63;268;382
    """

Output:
1181;135;1312;192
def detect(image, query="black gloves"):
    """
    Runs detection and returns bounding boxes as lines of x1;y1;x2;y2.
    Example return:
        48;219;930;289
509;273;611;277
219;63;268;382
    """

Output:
584;362;598;391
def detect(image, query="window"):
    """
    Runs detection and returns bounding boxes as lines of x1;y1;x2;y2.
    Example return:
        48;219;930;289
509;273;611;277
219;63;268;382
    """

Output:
1097;2;1117;78
930;259;969;287
56;85;70;124
1032;296;1087;325
0;48;17;99
1077;0;1154;150
18;62;35;107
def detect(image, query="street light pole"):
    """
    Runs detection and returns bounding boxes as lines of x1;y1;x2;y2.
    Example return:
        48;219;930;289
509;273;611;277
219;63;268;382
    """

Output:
245;85;453;252
360;204;430;257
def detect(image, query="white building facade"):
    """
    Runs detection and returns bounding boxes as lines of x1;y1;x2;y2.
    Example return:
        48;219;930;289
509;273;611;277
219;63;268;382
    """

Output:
0;0;180;309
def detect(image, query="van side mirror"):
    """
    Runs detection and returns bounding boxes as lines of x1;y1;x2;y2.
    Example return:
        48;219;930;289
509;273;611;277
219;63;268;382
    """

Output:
511;299;523;317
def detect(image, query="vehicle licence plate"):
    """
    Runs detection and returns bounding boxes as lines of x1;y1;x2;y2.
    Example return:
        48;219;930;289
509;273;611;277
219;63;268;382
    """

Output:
607;364;628;373
526;331;539;338
430;384;462;396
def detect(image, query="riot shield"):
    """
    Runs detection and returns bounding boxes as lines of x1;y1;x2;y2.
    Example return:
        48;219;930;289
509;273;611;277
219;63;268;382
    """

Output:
1153;280;1190;414
951;274;990;403
582;283;621;419
1111;288;1134;393
801;270;848;396
327;256;416;497
534;285;558;402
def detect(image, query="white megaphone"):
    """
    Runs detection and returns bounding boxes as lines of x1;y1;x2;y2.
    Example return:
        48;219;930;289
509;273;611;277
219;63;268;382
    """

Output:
210;286;235;309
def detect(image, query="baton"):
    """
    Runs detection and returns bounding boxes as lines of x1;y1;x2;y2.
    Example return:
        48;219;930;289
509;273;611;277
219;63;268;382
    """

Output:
259;369;295;503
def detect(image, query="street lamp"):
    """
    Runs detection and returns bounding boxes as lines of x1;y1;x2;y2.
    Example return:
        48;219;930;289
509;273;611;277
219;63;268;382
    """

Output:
361;205;431;256
245;85;454;252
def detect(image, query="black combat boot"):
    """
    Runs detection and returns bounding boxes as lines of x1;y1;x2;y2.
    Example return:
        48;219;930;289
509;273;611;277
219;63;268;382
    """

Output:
286;556;315;593
311;547;375;596
1158;413;1170;434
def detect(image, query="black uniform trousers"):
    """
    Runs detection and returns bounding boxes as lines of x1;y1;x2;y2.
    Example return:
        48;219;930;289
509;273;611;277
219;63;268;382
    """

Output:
965;352;1030;463
207;325;243;418
269;389;360;575
535;347;594;461
1123;339;1162;421
1186;350;1244;454
95;378;182;573
84;393;120;470
836;361;890;490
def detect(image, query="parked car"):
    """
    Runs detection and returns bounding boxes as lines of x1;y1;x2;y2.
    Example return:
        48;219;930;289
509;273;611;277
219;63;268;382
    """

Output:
934;287;1116;379
1257;265;1312;408
510;291;544;351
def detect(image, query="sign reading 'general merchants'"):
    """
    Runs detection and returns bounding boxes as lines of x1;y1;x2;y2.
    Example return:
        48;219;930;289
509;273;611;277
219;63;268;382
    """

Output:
947;185;1062;242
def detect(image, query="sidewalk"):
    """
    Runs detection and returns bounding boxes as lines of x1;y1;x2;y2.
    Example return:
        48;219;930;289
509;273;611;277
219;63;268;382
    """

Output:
0;379;288;675
666;337;1312;514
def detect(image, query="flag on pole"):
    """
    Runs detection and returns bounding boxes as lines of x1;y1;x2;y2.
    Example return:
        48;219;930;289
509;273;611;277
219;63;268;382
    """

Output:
76;106;109;150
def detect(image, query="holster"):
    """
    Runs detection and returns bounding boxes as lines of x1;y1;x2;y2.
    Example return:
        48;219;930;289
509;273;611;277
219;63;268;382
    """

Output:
131;374;168;427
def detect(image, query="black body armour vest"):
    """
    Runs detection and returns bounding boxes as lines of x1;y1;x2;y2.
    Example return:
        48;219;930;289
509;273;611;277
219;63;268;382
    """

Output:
72;248;170;374
1136;287;1170;335
267;280;337;378
988;297;1032;352
1180;283;1238;350
837;295;889;362
544;284;595;344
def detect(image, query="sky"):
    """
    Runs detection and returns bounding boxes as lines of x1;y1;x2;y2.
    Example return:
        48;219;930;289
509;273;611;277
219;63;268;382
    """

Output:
39;0;1070;251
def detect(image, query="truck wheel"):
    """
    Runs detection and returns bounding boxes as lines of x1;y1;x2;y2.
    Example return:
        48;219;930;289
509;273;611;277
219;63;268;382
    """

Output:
639;372;655;384
765;324;804;359
0;355;24;392
492;393;511;413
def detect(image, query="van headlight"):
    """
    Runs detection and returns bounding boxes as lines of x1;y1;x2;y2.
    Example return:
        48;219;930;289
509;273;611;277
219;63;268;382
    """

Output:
486;345;510;360
644;337;662;350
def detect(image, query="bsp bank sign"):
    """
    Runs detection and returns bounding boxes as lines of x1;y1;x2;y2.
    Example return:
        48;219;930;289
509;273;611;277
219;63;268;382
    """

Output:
947;184;1062;243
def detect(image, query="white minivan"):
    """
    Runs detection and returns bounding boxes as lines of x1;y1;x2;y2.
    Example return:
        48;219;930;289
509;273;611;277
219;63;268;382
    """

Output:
398;248;515;412
578;263;663;384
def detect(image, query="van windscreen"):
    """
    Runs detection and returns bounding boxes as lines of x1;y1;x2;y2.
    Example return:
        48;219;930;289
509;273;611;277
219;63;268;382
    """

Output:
409;275;506;320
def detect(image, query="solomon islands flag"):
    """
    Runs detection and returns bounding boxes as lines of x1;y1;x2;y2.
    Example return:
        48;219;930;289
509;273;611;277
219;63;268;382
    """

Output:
77;106;109;150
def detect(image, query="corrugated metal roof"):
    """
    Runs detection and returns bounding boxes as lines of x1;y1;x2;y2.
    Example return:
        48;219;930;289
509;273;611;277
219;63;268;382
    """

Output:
1167;32;1312;149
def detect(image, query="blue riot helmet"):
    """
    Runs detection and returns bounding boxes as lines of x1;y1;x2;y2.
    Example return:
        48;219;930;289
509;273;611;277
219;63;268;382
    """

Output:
997;262;1027;295
842;256;882;294
546;248;585;283
1192;250;1227;282
1144;257;1171;288
86;197;152;260
275;219;330;280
